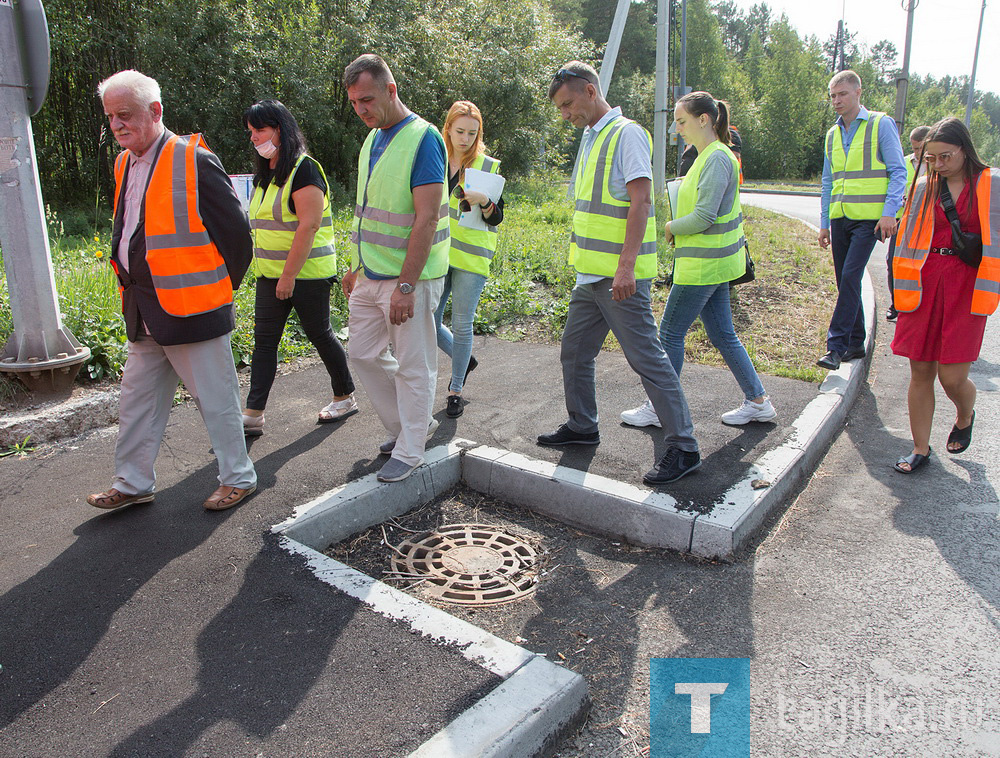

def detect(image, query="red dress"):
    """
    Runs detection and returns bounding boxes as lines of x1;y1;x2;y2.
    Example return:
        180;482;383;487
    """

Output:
891;179;988;363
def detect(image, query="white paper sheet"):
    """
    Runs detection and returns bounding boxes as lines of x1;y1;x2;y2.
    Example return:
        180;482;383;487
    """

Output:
457;167;507;230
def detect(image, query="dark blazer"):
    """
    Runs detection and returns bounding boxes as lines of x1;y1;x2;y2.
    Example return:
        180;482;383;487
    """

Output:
110;129;252;346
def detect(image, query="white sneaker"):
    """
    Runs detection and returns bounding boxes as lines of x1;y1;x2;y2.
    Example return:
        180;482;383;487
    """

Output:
318;395;359;423
620;399;661;428
721;398;777;426
242;413;264;437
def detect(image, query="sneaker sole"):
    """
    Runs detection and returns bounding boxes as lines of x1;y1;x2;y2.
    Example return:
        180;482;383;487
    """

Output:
377;466;419;483
721;412;777;426
243;427;264;437
642;458;702;485
620;418;662;428
537;438;601;447
317;407;359;424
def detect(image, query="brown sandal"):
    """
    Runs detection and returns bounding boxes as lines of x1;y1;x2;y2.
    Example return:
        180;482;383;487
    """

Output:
87;488;155;510
203;484;257;511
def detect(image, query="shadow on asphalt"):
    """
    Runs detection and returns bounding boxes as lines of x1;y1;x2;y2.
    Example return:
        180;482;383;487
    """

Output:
0;461;230;730
844;385;1000;627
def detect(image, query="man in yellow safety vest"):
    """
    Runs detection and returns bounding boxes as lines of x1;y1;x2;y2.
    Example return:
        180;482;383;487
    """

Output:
817;69;907;370
342;54;450;483
537;61;701;486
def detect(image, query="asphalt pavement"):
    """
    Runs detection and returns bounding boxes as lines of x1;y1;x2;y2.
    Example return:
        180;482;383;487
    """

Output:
1;192;997;756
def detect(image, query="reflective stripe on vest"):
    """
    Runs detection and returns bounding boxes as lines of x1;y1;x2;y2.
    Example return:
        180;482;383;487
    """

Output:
673;140;747;285
892;168;1000;316
113;134;233;317
827;113;889;220
570;116;657;279
350;117;449;279
249;154;337;279
448;154;500;277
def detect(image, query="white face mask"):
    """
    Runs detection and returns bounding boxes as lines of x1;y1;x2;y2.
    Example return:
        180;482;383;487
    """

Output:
255;140;278;159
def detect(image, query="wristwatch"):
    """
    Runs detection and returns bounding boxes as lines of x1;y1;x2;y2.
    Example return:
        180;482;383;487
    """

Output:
397;281;415;295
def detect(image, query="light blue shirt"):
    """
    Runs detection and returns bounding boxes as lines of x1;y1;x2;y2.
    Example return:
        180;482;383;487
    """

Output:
820;106;907;228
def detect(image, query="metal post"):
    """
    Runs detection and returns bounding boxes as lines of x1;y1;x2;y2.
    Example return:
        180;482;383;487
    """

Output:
964;0;987;126
569;0;632;196
653;0;670;193
894;0;916;136
0;0;90;393
676;0;687;168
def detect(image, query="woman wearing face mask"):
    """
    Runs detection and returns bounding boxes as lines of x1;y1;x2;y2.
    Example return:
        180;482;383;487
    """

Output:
621;92;776;429
890;117;999;473
435;101;505;418
241;100;356;436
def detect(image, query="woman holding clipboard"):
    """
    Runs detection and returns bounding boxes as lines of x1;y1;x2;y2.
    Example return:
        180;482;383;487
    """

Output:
434;101;505;418
621;92;776;428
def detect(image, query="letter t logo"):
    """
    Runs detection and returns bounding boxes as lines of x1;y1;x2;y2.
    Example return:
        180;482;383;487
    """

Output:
674;682;729;733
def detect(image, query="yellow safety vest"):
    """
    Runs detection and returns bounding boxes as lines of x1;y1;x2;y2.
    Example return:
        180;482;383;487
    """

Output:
351;116;449;279
827;112;890;220
570;115;657;279
249;155;336;279
673;140;746;285
448;154;500;277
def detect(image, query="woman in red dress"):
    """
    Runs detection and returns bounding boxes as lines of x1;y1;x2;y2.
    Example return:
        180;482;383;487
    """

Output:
891;117;999;473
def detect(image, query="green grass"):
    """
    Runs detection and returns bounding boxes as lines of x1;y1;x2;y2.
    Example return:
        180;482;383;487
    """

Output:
0;179;835;401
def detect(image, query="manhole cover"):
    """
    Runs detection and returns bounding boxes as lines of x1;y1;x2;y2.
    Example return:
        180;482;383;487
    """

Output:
390;523;541;606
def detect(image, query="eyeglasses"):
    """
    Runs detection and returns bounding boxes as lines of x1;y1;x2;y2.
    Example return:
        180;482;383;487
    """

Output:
552;68;593;86
924;150;959;164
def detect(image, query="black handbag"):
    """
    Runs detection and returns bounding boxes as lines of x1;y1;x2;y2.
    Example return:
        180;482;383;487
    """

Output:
938;181;983;268
729;243;755;287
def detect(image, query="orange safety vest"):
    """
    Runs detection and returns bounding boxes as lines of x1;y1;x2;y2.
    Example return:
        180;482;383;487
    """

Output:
112;134;233;317
893;168;1000;316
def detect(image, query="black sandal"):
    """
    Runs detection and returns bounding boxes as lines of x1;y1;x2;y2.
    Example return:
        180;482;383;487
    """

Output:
894;447;932;474
947;410;975;454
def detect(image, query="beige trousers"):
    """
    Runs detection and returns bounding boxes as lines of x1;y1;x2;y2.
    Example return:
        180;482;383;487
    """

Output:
348;274;444;467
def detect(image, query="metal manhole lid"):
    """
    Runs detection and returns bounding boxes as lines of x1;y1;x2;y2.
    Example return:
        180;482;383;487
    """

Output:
390;523;540;606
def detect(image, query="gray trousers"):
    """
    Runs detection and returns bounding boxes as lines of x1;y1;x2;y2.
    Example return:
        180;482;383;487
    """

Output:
561;278;698;452
112;332;257;495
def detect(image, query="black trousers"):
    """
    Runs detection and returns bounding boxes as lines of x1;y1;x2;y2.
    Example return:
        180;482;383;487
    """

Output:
246;276;355;410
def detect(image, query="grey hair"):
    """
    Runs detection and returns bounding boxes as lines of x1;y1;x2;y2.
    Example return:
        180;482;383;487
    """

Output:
909;125;930;142
98;70;162;110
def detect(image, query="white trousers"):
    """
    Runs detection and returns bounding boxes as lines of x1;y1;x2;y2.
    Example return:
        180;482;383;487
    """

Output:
348;275;444;467
112;332;257;495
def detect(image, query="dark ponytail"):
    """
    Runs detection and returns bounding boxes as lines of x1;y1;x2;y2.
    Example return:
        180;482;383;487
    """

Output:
677;91;732;145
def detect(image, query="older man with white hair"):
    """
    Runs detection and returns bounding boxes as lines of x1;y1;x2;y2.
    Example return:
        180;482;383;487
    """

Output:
87;70;257;512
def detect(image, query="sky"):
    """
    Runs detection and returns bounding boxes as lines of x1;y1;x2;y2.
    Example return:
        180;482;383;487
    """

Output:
729;0;999;97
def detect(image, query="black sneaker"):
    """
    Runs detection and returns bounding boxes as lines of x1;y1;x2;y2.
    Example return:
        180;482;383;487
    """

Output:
642;446;701;485
885;307;898;322
446;395;464;418
464;355;478;383
537;423;600;447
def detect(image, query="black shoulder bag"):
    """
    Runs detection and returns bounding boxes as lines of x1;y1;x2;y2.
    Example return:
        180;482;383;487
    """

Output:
659;242;755;288
938;181;983;268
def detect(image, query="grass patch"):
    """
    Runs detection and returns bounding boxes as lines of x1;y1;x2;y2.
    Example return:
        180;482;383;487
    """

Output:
0;182;834;401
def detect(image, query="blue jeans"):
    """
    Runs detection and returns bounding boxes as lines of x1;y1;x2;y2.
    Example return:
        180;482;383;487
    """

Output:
828;217;878;353
434;266;487;393
659;282;766;401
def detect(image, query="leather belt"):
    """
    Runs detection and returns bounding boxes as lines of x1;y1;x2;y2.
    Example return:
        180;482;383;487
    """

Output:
930;247;957;255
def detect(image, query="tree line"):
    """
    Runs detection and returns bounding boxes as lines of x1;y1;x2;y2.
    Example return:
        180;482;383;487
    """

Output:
31;0;1000;214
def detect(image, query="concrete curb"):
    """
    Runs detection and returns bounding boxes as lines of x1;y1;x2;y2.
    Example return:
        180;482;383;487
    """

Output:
742;188;821;197
0;388;120;448
272;441;591;758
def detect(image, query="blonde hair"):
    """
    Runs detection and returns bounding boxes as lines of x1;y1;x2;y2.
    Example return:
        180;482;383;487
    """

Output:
829;70;861;91
443;101;485;177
